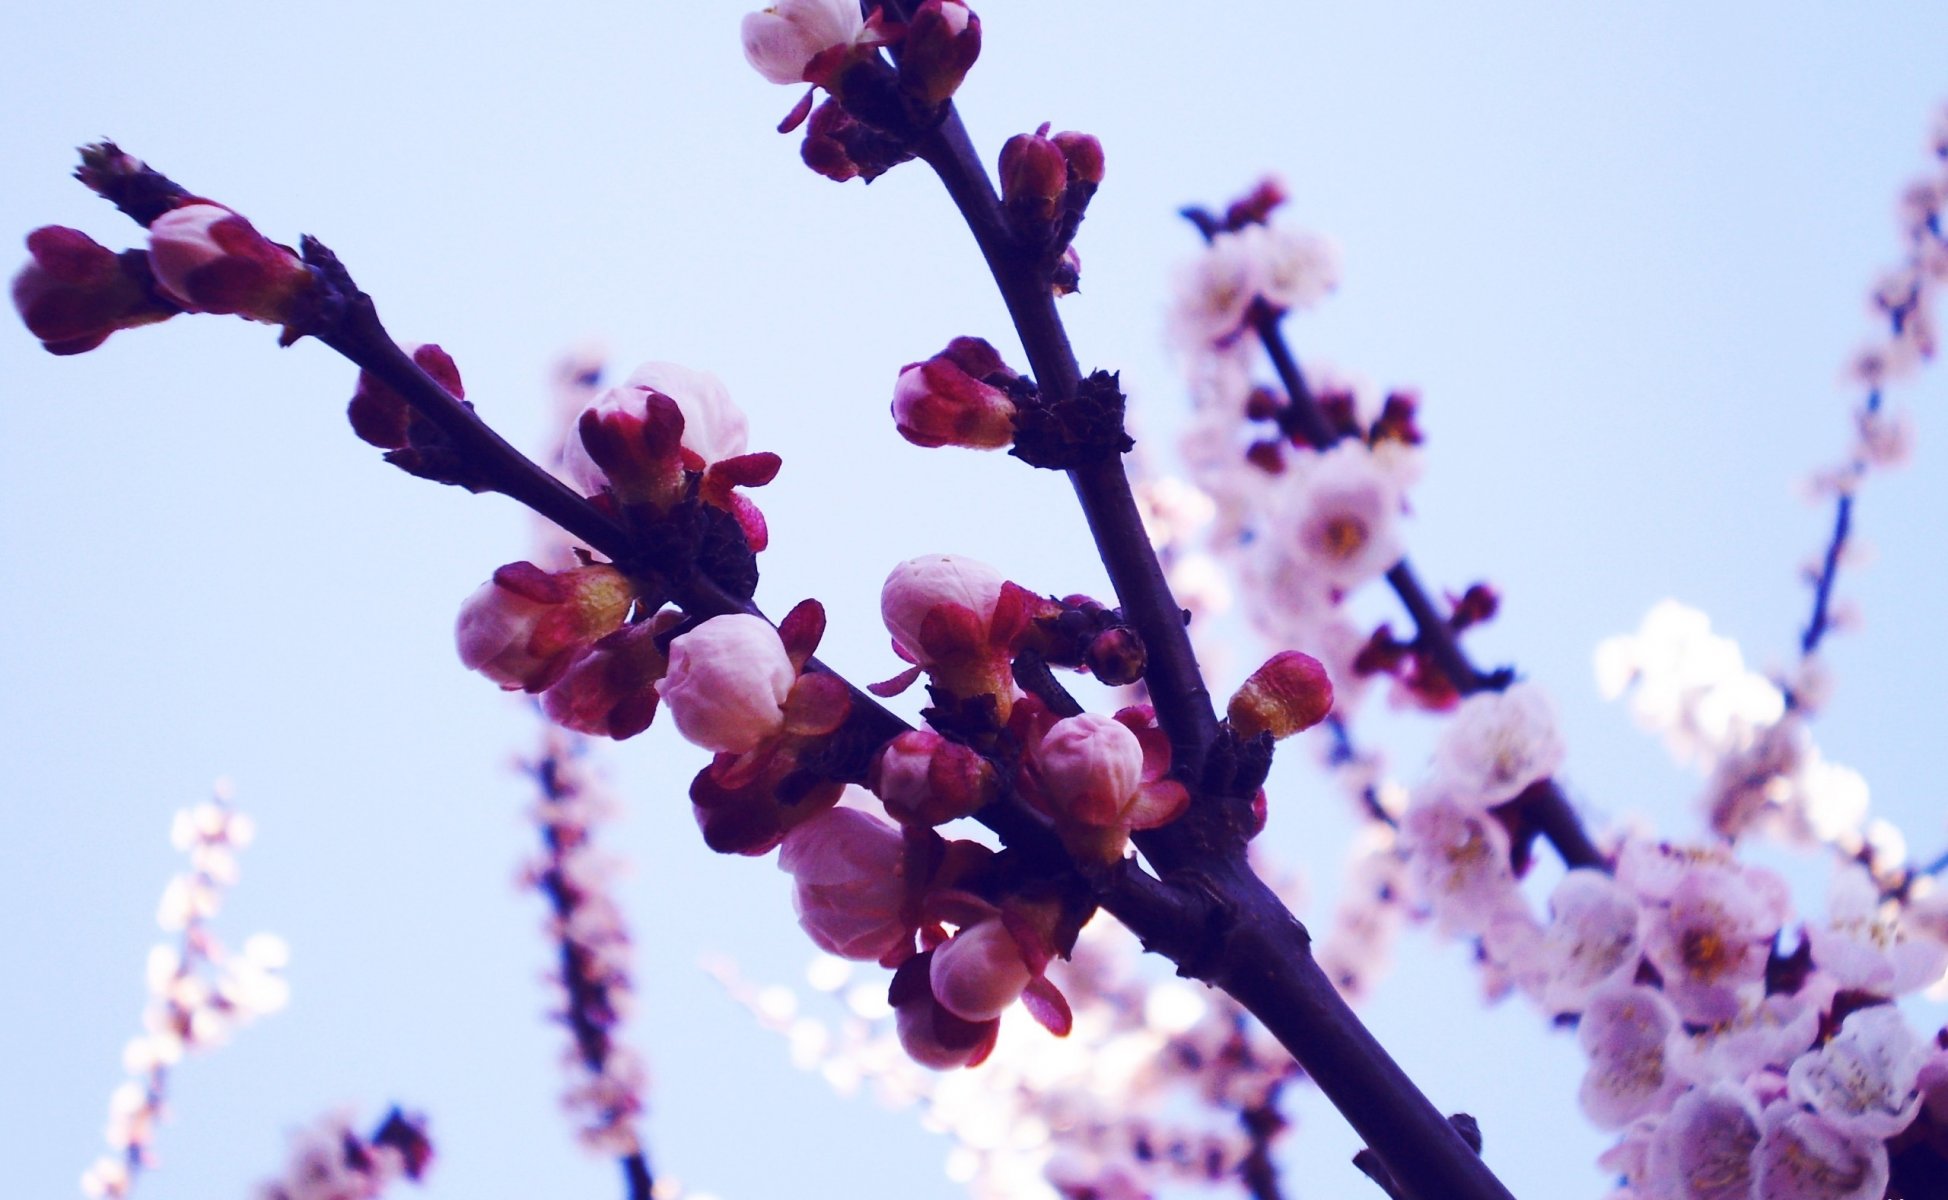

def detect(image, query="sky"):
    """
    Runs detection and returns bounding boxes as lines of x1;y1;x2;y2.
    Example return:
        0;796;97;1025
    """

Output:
3;3;1947;1199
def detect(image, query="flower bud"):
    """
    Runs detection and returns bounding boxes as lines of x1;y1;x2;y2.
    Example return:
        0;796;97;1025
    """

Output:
1051;130;1104;187
562;362;749;499
799;97;914;183
741;0;867;87
890;951;999;1069
146;203;315;324
870;730;998;826
880;554;1006;667
1037;714;1144;826
1083;626;1146;686
347;343;465;450
658;614;796;754
540;617;675;740
778;807;913;963
929;919;1031;1022
1228;651;1334;739
1000;127;1068;225
455;563;634;693
12;226;178;355
898;0;981;106
892;338;1019;450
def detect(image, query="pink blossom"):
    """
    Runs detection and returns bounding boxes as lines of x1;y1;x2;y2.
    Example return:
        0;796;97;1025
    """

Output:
778;807;912;964
657;614;796;754
1274;441;1404;591
1238;222;1340;312
455;563;634;694
1036;714;1143;823
1639;858;1788;1025
1400;791;1519;935
1577;984;1689;1130
1430;681;1565;808
741;0;868;87
1787;1004;1928;1138
146;202;314;323
1169;229;1266;347
1808;862;1948;995
1536;869;1643;1014
1642;1083;1761;1200
930;919;1032;1022
1753;1103;1887;1200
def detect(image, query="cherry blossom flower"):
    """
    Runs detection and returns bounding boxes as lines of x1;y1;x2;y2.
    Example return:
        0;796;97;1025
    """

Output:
1535;869;1642;1014
1400;791;1519;936
1787;1004;1929;1138
1808;862;1948;995
1577;984;1689;1130
1169;229;1266;347
562;361;751;498
1753;1103;1888;1200
1642;1083;1761;1200
250;1109;432;1200
1429;681;1564;808
1637;856;1788;1026
892;337;1020;450
658;614;796;754
1272;440;1405;592
1238;222;1341;312
778;806;914;965
741;0;877;88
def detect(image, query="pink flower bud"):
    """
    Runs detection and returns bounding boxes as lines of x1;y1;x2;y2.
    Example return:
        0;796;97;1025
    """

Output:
347;343;465;450
892;338;1018;450
777;807;912;963
540;616;676;740
1227;650;1333;739
741;0;867;87
870;730;997;826
12;226;178;355
1000;128;1068;225
880;554;1006;666
146;203;315;323
889;951;999;1069
455;563;634;693
562;362;750;498
929;919;1031;1022
899;0;981;106
658;614;796;754
1037;714;1144;824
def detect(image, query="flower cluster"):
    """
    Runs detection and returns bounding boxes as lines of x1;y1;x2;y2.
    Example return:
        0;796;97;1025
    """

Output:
521;730;648;1160
714;908;1298;1200
249;1109;432;1200
81;786;290;1200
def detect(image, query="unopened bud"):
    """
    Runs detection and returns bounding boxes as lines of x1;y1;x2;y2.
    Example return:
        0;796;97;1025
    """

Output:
455;563;634;693
146;203;315;324
1051;130;1104;187
659;614;797;754
800;97;914;183
540;617;676;740
778;806;913;963
1228;650;1334;739
930;920;1031;1022
347;343;465;451
899;0;981;106
1083;626;1146;686
12;226;178;355
1000;126;1068;225
892;338;1019;450
871;730;998;825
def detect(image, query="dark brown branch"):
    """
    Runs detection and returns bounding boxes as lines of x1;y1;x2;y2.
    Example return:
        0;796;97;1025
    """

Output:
910;98;1518;1200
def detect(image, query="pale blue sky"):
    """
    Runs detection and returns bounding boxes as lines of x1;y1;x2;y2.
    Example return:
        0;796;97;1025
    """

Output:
4;4;1946;1198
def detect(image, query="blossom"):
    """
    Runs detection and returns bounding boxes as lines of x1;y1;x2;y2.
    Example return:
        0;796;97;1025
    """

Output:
1577;984;1688;1130
1271;441;1404;592
1787;1004;1928;1138
454;563;634;694
657;614;795;754
1429;681;1565;807
881;553;1006;663
1240;222;1340;312
1638;856;1788;1025
1400;791;1518;935
1535;869;1642;1014
145;202;315;323
870;729;997;826
1642;1084;1761;1200
741;0;871;87
1168;229;1266;347
778;806;913;964
12;225;177;354
1753;1103;1888;1200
